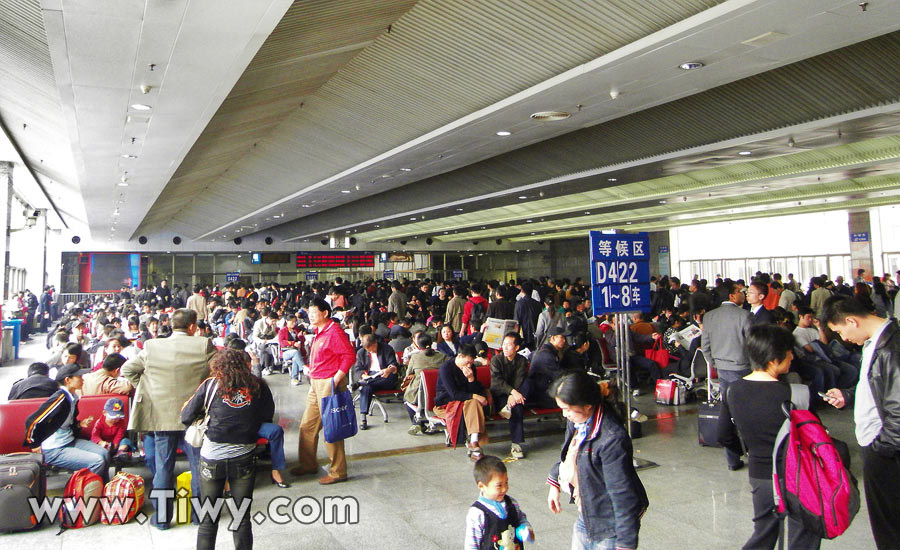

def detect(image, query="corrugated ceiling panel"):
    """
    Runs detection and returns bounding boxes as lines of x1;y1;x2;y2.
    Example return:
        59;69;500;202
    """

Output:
297;31;900;240
140;0;723;235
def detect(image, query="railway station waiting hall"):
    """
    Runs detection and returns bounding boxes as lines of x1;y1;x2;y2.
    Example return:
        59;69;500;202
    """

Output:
2;1;900;549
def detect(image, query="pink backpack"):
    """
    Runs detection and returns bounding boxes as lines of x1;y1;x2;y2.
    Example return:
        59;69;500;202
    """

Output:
772;387;859;542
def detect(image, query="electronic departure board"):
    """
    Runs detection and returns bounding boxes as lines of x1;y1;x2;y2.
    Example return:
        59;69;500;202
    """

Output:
295;253;375;269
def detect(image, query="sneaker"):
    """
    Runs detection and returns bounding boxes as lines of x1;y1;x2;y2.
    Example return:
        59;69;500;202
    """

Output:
407;425;424;436
510;444;525;460
630;409;648;422
262;368;273;376
632;388;644;397
290;378;300;386
498;405;512;419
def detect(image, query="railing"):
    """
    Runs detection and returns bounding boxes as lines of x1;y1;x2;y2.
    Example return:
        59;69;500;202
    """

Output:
56;292;117;306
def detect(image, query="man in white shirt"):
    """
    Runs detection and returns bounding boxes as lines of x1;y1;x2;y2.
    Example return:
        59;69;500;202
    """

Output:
824;296;900;550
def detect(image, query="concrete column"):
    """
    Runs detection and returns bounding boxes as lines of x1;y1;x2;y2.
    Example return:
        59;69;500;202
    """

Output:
849;210;874;282
649;231;671;277
0;162;12;300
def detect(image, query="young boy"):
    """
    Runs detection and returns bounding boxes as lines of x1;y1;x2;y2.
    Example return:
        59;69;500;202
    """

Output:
91;397;133;458
465;455;534;550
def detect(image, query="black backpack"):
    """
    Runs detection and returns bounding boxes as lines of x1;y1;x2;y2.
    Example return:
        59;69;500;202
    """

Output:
470;300;487;326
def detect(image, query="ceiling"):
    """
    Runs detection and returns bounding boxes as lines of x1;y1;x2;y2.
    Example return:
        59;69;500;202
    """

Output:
2;0;900;250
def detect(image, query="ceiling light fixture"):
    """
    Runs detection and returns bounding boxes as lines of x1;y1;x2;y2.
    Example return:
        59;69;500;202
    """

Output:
530;111;570;121
679;61;704;70
130;103;152;111
456;208;464;211
496;131;511;136
526;220;533;223
341;190;351;194
608;178;617;182
121;154;137;159
738;151;752;156
301;204;310;208
584;211;590;215
410;217;417;221
400;168;412;172
518;195;527;199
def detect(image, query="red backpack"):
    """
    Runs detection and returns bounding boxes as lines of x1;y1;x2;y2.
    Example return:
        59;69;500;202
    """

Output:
59;469;104;530
772;389;860;542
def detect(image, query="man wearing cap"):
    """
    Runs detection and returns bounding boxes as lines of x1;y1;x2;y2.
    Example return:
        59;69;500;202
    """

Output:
122;308;214;530
518;326;568;409
23;364;109;481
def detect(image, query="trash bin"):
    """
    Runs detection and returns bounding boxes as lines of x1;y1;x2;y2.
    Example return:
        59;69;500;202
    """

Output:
2;319;22;359
1;327;13;364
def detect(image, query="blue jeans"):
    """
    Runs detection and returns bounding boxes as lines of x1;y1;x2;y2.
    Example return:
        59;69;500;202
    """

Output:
285;348;306;380
143;431;200;527
571;514;616;550
257;422;286;471
42;439;108;482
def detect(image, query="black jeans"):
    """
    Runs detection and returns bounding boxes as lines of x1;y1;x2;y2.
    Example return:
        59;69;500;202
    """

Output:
743;477;820;550
862;445;900;550
491;391;525;444
718;368;751;469
358;372;398;416
197;453;257;550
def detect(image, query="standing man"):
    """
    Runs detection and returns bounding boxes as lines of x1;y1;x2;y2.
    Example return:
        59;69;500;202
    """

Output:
823;296;900;550
122;309;214;530
155;279;172;308
445;285;467;334
185;284;208;321
387;281;408;320
38;285;52;333
700;281;753;471
291;298;355;484
747;282;774;325
514;282;542;350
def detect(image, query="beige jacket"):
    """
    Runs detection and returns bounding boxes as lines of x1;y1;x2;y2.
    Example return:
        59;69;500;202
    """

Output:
82;370;133;396
122;331;215;431
186;294;208;321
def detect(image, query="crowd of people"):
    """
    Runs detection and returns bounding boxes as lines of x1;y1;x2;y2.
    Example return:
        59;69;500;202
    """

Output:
7;269;900;549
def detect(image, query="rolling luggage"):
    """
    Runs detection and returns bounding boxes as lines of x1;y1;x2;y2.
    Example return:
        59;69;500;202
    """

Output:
697;400;722;447
0;453;47;532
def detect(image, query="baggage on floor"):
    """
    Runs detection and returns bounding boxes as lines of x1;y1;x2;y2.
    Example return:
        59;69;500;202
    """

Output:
0;453;46;532
60;468;104;529
697;400;722;447
655;379;686;405
101;472;145;525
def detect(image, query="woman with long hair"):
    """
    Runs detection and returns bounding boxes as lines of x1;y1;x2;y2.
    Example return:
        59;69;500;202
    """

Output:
435;324;460;357
547;369;648;549
181;348;275;550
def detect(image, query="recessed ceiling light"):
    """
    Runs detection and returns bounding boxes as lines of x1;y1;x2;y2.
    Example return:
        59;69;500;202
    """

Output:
400;168;412;172
410;217;417;221
518;195;527;199
117;181;129;187
526;220;533;223
341;190;351;194
738;151;752;156
301;204;310;208
679;61;704;70
130;103;152;111
272;215;280;218
626;221;633;225
374;225;380;228
608;178;617;182
444;231;449;234
530;111;570;121
762;186;769;189
456;208;464;211
121;154;137;159
345;230;351;234
584;211;590;215
496;131;511;136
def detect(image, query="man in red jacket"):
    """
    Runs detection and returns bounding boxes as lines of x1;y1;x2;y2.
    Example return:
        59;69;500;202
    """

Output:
461;283;489;335
291;298;355;484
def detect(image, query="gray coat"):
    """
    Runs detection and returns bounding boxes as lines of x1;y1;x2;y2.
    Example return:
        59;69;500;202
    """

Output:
700;302;752;372
122;331;215;431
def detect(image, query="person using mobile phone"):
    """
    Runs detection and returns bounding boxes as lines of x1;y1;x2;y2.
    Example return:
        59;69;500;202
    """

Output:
822;296;900;550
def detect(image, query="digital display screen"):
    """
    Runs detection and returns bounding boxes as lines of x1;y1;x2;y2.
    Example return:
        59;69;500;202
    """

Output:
296;253;375;269
90;253;140;291
251;253;261;264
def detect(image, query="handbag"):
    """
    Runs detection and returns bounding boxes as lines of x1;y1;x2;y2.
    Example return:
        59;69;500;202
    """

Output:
184;380;218;447
643;338;670;369
321;380;358;443
399;372;415;392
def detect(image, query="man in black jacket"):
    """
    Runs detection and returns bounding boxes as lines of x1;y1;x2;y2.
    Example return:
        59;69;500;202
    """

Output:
8;362;59;400
824;296;900;550
519;326;567;409
514;282;542;350
352;333;399;430
487;288;515;320
489;332;528;459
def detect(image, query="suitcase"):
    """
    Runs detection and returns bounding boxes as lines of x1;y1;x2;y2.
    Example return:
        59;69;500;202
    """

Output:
0;453;46;532
698;400;722;447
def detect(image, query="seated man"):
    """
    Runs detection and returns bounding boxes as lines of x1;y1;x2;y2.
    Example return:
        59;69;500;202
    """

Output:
404;333;447;435
352;333;399;430
389;319;413;353
489;332;529;459
518;327;567;409
8;362;59;400
433;344;488;460
23;364;109;482
82;353;134;396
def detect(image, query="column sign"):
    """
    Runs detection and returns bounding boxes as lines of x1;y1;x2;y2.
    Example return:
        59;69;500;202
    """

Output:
305;272;318;281
225;272;240;283
850;232;869;242
590;231;651;315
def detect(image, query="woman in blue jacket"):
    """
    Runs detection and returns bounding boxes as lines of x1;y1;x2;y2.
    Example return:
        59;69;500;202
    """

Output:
547;369;649;550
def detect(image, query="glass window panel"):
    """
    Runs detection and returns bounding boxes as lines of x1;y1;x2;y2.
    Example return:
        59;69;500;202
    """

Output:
759;259;771;274
787;257;800;281
773;258;786;277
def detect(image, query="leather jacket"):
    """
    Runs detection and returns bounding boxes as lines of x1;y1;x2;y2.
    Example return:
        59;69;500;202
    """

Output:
841;322;900;457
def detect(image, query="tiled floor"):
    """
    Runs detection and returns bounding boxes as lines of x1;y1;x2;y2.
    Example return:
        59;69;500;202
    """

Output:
0;336;877;549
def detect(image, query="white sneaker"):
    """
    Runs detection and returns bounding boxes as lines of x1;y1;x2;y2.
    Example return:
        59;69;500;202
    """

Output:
290;378;300;386
510;444;525;459
630;409;648;422
262;368;273;376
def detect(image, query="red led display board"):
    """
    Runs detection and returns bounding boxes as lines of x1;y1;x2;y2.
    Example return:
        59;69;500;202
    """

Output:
295;253;375;269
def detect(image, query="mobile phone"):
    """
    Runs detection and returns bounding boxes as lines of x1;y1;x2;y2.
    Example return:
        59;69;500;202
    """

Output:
817;391;830;400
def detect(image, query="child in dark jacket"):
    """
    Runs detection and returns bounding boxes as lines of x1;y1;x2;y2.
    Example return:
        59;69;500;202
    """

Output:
465;455;534;550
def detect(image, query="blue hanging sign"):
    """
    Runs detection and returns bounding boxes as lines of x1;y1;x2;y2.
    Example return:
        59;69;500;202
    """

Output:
590;232;652;315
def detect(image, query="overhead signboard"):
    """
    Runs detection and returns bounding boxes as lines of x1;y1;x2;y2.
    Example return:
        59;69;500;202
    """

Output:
590;231;651;315
383;270;395;280
850;232;869;243
306;272;318;281
452;270;465;280
295;252;375;269
225;272;241;283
